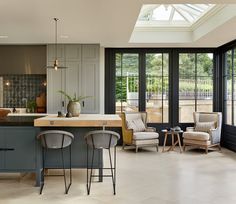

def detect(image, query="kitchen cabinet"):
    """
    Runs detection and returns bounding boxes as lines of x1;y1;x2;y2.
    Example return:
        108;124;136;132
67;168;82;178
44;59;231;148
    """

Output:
0;132;5;169
47;44;100;114
0;127;36;171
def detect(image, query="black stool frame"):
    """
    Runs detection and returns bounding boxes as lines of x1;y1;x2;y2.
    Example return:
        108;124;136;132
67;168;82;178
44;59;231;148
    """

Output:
86;133;117;195
40;134;72;194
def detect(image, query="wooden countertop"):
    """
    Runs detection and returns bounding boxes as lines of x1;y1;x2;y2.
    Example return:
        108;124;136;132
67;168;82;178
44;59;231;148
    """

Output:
34;114;122;127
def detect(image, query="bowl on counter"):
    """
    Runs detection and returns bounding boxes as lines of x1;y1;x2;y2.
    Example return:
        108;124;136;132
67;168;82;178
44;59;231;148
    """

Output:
0;109;11;118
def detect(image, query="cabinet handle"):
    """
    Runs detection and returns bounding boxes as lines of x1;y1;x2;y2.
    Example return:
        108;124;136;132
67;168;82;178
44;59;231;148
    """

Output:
62;101;65;107
0;148;15;151
82;101;85;107
6;148;15;151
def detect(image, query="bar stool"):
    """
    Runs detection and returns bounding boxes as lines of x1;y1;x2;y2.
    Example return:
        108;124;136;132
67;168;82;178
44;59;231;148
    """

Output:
84;130;120;195
37;130;74;194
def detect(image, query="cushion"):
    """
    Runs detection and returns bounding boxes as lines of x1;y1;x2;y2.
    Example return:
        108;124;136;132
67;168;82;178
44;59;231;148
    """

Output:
183;139;211;146
127;118;146;132
183;131;210;141
195;122;215;133
133;132;159;140
133;139;159;145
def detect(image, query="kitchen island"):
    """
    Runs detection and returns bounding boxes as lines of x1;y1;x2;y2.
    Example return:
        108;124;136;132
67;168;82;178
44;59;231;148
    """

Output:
0;114;121;187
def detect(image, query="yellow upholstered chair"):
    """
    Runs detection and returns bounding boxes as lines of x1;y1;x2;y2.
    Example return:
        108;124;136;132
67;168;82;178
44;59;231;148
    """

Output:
121;112;159;153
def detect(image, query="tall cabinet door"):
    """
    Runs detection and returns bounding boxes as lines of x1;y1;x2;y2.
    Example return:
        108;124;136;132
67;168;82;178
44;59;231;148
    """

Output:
47;44;66;113
81;45;99;113
47;68;66;113
64;45;82;105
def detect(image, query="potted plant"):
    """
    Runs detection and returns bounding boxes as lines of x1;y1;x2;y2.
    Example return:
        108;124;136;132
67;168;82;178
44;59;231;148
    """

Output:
58;90;89;117
27;100;37;113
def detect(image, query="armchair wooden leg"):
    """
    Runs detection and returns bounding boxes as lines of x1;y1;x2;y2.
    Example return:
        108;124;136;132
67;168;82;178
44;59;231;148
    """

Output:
218;144;221;152
122;143;125;150
156;144;159;152
135;146;138;153
183;144;186;152
205;146;208;154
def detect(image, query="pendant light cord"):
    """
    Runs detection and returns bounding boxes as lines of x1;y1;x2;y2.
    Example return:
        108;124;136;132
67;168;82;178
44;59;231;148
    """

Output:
54;18;58;60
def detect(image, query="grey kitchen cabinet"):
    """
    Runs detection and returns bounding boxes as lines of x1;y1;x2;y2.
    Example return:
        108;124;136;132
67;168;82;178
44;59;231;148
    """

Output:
0;127;36;171
47;68;66;113
5;128;36;170
80;44;100;113
47;44;100;114
0;131;5;169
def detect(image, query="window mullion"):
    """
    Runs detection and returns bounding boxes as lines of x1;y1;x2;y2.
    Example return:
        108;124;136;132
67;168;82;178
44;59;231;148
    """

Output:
195;53;197;112
232;49;234;125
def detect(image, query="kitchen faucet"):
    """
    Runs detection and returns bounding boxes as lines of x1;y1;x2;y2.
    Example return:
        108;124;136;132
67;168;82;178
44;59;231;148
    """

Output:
22;98;28;108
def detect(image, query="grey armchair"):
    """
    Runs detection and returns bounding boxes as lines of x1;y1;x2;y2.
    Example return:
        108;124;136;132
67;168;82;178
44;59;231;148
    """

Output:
183;112;222;153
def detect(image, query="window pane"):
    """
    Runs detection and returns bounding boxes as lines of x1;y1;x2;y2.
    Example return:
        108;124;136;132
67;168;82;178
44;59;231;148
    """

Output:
227;75;232;101
179;100;194;123
226;100;232;125
146;53;163;76
163;53;169;76
179;77;195;100
179;52;213;123
197;77;213;100
226;50;232;76
115;53;139;113
197;53;213;76
146;53;169;123
234;49;236;75
179;53;195;77
197;100;212;112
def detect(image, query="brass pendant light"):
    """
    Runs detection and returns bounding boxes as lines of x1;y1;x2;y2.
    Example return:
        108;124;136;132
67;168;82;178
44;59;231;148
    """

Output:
46;18;67;70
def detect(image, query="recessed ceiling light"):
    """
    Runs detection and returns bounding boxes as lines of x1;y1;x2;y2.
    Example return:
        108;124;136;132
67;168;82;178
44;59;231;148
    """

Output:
60;35;69;39
0;35;8;38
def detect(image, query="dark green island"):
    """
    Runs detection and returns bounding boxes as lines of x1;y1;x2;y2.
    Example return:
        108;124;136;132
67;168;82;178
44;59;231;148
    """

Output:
0;115;121;186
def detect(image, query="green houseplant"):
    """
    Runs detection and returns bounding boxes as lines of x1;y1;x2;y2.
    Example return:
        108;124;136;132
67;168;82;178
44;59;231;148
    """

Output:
58;90;90;117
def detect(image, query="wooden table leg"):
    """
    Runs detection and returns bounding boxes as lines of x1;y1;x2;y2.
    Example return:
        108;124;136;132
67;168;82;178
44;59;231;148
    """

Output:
162;133;168;152
177;133;183;153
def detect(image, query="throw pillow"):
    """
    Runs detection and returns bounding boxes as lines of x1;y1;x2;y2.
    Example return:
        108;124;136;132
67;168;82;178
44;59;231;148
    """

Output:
126;118;146;132
195;122;216;133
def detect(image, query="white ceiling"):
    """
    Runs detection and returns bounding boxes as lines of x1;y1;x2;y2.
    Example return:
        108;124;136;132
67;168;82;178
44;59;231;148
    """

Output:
0;0;236;47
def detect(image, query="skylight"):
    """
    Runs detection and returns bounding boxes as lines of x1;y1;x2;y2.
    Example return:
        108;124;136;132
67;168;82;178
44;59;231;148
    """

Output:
137;4;216;27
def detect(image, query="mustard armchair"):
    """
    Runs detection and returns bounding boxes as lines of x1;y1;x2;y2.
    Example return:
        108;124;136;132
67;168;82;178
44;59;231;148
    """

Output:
121;112;159;153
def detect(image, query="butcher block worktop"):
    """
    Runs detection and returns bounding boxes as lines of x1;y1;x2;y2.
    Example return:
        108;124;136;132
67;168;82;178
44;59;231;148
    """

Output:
34;114;122;127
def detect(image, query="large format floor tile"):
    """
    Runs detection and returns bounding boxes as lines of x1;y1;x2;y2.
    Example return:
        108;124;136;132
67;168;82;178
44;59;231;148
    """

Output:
0;147;236;204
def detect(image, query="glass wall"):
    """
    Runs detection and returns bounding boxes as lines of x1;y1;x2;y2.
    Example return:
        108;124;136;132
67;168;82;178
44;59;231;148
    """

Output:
179;53;213;123
115;53;139;113
115;52;169;123
146;53;169;123
224;49;236;125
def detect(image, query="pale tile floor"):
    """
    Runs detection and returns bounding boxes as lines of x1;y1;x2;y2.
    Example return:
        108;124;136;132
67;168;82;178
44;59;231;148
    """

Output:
1;147;236;204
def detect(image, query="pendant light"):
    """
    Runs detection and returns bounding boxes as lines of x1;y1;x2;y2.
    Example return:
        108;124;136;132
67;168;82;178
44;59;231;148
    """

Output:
46;18;67;70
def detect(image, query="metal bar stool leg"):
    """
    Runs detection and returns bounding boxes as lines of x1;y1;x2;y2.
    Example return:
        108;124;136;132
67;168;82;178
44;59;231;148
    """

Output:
87;148;95;195
61;147;72;194
40;148;45;194
114;146;117;195
108;148;115;195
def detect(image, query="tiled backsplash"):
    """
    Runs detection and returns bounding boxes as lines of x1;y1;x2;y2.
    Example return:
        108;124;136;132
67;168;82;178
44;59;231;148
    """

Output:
0;75;46;108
